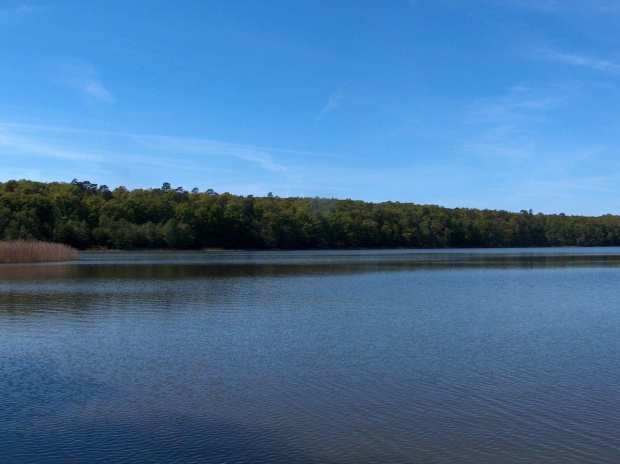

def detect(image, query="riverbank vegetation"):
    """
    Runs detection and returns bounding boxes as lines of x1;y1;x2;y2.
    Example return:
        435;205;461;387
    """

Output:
1;179;620;250
0;240;78;263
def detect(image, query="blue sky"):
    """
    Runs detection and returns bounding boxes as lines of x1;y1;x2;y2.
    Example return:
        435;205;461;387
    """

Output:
1;1;620;215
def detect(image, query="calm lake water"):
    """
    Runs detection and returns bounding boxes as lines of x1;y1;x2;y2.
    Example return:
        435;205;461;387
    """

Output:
1;248;620;463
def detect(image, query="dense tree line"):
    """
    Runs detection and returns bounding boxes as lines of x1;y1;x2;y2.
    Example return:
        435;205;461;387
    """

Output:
1;179;619;250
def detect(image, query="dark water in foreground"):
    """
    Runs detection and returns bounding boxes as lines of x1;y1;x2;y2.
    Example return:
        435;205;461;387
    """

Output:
1;248;619;463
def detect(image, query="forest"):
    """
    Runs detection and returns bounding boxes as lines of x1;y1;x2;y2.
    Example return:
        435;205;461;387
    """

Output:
1;179;619;250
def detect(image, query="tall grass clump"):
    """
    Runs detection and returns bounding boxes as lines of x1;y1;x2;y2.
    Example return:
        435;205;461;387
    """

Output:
0;241;79;264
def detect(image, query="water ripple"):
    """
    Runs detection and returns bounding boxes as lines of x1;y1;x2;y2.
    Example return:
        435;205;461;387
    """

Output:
1;250;620;462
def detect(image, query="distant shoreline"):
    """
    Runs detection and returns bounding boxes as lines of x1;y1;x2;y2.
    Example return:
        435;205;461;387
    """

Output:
2;179;620;251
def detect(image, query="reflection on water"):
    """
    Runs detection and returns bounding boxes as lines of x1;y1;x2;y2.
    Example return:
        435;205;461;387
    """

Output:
2;248;620;282
1;249;620;463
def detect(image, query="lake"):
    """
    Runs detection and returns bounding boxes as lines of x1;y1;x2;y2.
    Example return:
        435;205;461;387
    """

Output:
1;248;620;463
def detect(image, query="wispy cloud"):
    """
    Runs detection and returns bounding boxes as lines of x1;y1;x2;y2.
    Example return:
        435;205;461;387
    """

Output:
0;3;41;21
496;0;566;13
513;173;620;214
0;121;351;160
316;93;342;121
0;124;240;182
134;136;288;173
51;58;116;105
527;175;620;194
469;85;562;125
461;84;565;159
16;4;36;13
598;4;620;13
0;125;105;163
496;0;620;15
0;123;291;174
453;83;620;213
536;47;620;74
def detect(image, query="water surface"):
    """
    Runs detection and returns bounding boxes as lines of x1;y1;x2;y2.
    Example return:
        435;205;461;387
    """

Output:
1;249;620;462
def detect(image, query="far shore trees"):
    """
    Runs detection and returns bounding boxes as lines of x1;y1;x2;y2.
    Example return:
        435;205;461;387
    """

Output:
1;179;620;250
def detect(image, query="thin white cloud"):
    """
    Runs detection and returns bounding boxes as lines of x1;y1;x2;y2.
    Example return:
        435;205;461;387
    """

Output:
0;122;351;160
598;4;620;13
134;135;287;173
16;4;36;13
527;175;619;194
81;80;115;104
461;84;565;159
496;0;620;15
316;93;342;121
51;58;116;105
0;3;40;20
461;127;536;159
0;123;367;187
536;47;620;74
0;124;235;178
470;91;561;125
0;125;105;162
497;0;565;12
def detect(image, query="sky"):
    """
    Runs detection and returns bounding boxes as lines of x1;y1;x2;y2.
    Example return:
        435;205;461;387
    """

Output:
1;0;620;215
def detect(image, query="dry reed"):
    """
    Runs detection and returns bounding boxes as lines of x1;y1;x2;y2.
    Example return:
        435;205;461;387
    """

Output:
0;241;79;264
